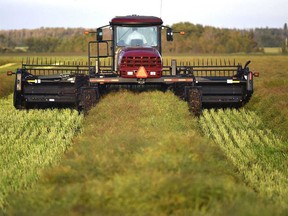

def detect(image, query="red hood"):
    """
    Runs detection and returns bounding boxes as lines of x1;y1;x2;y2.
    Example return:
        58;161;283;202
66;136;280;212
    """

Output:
118;47;163;78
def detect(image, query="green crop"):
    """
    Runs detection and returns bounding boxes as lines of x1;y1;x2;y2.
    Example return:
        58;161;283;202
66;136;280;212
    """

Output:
0;95;83;209
3;91;284;216
199;108;288;207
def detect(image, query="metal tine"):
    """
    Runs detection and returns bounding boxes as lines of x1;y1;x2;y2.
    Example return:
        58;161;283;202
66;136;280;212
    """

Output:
224;59;226;66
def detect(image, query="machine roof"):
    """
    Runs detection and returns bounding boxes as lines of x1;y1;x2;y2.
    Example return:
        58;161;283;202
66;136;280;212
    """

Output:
110;15;163;26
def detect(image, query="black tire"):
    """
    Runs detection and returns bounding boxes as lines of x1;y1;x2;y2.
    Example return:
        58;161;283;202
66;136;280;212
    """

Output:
188;88;202;117
79;88;98;115
173;83;186;100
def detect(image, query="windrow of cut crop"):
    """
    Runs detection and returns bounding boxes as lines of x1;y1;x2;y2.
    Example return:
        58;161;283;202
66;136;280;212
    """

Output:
199;108;288;207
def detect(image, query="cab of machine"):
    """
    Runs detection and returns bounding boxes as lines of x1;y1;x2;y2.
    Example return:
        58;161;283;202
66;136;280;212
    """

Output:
110;15;163;53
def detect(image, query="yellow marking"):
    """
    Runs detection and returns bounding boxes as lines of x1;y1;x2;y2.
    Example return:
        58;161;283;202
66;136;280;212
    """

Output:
164;78;193;82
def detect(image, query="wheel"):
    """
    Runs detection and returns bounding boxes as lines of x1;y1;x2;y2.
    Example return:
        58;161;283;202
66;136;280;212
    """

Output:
173;83;186;100
79;88;98;115
188;88;202;117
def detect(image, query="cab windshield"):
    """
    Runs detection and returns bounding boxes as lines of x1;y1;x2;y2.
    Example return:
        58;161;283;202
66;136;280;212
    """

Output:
116;26;158;47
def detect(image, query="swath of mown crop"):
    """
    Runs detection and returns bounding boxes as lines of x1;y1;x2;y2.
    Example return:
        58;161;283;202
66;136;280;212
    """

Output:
5;91;281;216
199;108;288;207
0;95;83;210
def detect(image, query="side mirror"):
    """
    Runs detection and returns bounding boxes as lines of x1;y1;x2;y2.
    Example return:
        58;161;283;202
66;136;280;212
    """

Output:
97;28;103;41
166;28;173;41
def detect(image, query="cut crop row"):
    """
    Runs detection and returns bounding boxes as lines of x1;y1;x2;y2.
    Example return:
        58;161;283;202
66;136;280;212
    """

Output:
199;108;288;206
0;95;83;209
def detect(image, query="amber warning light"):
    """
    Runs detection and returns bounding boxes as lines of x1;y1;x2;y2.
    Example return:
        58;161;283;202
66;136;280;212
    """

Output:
253;72;260;77
7;71;15;76
174;31;185;35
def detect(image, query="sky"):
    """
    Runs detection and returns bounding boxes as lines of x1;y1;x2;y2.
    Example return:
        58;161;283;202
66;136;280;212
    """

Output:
0;0;287;30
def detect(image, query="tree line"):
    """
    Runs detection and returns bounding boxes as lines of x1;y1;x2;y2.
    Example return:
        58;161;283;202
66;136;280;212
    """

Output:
0;22;287;54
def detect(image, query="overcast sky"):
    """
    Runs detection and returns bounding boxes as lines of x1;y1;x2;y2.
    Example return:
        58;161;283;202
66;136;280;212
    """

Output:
0;0;287;30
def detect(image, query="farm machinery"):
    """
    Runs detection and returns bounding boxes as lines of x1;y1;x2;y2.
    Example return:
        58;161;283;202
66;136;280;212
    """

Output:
7;15;259;115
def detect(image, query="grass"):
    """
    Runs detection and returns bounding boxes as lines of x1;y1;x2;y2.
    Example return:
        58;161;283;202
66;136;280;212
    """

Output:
0;73;14;98
0;56;21;97
244;55;288;141
3;90;284;215
200;108;288;207
0;95;83;210
0;54;288;215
